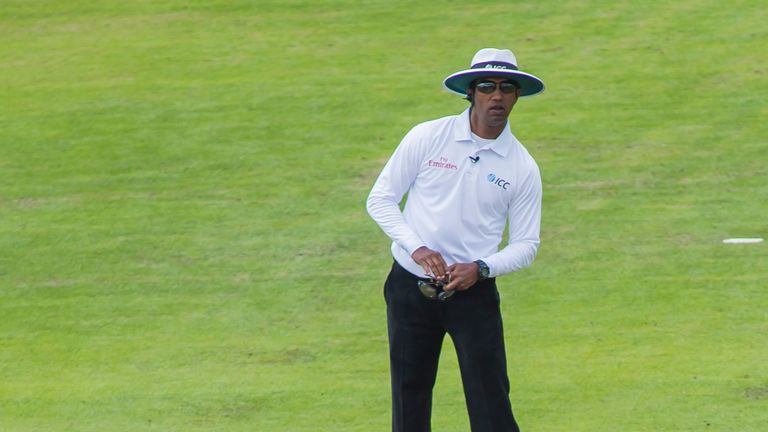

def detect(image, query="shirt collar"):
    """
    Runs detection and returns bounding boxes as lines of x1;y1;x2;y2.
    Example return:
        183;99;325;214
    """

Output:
453;107;516;158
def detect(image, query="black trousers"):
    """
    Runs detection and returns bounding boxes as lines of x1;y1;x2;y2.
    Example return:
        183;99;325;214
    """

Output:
384;261;520;432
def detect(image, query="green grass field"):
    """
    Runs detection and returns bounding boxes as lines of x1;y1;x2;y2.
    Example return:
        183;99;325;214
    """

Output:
1;0;767;430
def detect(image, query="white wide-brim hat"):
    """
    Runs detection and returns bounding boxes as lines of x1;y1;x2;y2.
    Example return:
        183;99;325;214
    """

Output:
443;48;545;97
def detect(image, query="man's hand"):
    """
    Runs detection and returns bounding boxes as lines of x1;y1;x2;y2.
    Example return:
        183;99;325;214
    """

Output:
444;262;480;292
411;246;449;280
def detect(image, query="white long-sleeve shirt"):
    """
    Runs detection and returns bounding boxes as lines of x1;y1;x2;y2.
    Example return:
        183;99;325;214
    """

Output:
366;108;542;278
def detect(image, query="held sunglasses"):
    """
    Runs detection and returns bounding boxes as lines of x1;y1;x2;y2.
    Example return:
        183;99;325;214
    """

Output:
473;80;520;94
417;278;455;301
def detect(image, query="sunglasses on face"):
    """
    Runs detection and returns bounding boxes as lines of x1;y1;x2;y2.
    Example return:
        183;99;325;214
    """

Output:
417;279;455;301
474;81;519;94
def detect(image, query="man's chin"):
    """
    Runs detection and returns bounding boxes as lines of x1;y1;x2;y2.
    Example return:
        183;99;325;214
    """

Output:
488;112;508;124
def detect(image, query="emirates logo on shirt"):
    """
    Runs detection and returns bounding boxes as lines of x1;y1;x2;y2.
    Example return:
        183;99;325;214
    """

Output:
427;157;458;170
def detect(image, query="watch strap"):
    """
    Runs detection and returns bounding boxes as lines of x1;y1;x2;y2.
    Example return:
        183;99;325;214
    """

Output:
473;259;490;280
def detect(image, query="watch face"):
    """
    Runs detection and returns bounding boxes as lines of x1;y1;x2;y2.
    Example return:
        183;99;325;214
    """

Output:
476;260;490;278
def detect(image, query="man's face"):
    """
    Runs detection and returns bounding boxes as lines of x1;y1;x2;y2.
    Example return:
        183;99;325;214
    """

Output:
467;77;520;128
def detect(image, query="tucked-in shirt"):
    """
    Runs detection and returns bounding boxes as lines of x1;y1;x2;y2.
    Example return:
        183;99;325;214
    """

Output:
367;108;542;278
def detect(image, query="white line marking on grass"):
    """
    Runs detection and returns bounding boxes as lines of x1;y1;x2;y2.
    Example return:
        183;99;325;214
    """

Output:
722;238;764;244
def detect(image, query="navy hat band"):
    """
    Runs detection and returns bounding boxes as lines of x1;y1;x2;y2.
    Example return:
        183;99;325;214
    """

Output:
471;61;519;71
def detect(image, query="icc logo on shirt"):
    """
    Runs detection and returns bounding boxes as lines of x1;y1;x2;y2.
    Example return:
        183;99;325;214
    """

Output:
487;173;510;190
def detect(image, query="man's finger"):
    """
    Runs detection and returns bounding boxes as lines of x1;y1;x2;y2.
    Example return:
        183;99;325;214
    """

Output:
422;253;445;279
432;257;448;279
413;247;443;278
444;279;459;291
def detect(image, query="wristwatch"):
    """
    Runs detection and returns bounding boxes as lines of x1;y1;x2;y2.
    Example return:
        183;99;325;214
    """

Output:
473;259;490;280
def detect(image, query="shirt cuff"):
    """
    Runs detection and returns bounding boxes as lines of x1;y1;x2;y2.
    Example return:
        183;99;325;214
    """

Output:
402;239;426;258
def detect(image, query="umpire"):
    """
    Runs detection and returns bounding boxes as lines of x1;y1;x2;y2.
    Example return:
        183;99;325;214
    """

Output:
366;48;545;432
